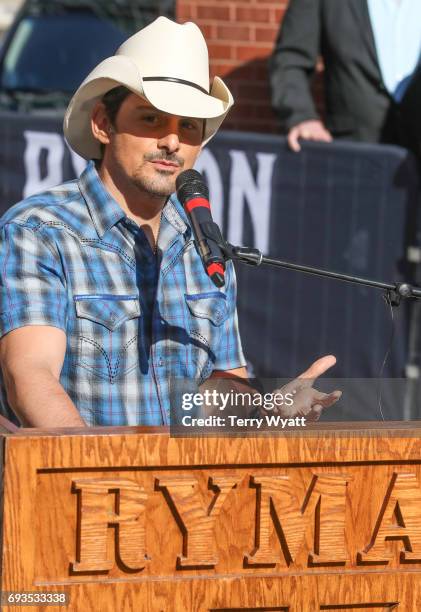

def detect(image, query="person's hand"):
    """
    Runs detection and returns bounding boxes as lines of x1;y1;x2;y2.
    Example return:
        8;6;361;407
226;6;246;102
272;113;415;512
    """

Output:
288;120;333;152
263;355;341;421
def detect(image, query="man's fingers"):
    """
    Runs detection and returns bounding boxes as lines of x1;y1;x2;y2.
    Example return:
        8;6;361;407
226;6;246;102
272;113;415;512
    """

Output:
288;120;332;153
309;131;331;142
312;127;333;142
288;129;301;152
305;391;341;422
306;404;323;421
307;402;334;421
313;389;342;406
297;355;337;386
321;129;333;142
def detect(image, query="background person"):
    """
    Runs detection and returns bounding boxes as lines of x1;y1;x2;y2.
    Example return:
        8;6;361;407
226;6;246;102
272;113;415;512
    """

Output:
269;0;421;155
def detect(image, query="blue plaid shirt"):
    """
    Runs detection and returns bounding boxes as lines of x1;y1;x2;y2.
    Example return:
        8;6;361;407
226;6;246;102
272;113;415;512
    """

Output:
0;161;246;426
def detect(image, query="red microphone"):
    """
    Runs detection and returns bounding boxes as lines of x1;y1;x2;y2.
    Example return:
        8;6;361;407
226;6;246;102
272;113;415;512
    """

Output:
176;169;226;288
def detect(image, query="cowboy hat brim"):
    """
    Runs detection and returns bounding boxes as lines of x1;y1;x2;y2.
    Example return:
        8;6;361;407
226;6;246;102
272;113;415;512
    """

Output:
64;55;233;160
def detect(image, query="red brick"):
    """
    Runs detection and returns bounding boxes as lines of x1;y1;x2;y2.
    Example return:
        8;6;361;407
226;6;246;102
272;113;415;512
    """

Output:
253;61;271;81
235;45;271;62
271;8;286;23
176;3;197;20
255;26;279;43
238;117;278;128
230;122;277;134
258;124;279;134
207;43;234;60
197;5;231;20
198;23;216;39
228;104;254;120
209;62;238;77
251;105;277;120
235;7;271;23
251;0;287;4
216;25;252;41
210;62;253;79
225;81;239;97
213;64;269;82
224;123;241;132
238;82;271;100
231;102;277;119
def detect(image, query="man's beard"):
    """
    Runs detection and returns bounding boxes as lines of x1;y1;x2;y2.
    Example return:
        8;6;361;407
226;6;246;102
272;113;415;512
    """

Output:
132;152;185;198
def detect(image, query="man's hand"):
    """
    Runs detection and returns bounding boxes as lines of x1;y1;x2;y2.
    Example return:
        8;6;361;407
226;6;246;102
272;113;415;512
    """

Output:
288;120;333;152
264;355;341;421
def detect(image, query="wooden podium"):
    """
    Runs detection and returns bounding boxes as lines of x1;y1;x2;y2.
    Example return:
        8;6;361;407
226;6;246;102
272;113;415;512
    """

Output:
1;419;421;610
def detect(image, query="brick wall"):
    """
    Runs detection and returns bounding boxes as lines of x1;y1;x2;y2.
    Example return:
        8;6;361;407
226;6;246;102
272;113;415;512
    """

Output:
176;1;289;134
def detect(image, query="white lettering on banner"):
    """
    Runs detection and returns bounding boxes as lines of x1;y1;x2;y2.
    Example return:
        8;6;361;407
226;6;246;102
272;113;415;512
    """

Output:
23;131;64;198
194;149;223;227
228;151;276;254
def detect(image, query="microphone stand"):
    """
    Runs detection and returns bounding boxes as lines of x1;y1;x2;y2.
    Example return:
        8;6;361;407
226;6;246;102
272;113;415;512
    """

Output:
199;224;421;419
219;243;421;307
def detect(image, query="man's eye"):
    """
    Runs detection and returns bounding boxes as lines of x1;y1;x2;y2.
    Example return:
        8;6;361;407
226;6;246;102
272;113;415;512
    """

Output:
181;120;200;131
142;115;159;124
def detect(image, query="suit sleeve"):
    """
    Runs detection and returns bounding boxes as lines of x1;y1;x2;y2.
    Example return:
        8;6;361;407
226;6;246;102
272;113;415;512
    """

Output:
269;0;322;131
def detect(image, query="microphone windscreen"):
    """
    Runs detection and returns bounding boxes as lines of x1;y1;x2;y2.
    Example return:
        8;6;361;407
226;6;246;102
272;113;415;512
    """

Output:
176;169;209;203
175;169;204;191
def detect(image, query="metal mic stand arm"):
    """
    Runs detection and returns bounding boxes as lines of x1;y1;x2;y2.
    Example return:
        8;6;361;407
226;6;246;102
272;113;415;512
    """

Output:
219;242;421;307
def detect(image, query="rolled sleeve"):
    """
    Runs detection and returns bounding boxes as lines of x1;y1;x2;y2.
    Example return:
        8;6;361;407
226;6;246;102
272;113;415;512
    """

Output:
213;262;247;371
0;222;67;338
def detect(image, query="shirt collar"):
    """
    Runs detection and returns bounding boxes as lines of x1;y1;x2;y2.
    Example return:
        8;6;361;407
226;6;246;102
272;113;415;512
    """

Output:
78;161;127;239
165;195;188;235
78;160;190;241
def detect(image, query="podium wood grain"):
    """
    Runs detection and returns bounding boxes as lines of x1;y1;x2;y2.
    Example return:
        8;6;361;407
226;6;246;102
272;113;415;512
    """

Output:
1;423;421;610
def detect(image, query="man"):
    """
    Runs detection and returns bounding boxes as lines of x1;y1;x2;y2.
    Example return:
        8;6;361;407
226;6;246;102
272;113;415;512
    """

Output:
270;0;421;154
0;17;340;427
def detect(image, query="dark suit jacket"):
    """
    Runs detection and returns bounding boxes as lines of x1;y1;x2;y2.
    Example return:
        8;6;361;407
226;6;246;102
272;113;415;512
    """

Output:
269;0;421;157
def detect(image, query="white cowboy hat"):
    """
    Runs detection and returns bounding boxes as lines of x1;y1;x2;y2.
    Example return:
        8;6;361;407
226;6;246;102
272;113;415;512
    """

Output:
63;16;234;160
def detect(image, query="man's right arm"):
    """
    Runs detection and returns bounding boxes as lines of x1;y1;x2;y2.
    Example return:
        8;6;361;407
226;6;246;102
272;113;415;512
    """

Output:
0;326;86;427
269;0;331;150
0;221;85;427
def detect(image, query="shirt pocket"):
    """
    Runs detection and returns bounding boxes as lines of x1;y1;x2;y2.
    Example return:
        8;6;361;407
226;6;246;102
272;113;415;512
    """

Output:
73;294;141;382
185;292;230;378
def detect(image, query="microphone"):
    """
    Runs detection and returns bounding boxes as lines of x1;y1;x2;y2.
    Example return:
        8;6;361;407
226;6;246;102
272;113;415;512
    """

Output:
176;169;226;288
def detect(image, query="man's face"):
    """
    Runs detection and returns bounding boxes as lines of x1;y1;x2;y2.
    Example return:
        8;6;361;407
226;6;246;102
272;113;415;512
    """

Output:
98;93;204;198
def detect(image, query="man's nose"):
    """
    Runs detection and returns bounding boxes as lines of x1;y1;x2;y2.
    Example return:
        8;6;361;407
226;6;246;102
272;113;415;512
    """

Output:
157;131;180;153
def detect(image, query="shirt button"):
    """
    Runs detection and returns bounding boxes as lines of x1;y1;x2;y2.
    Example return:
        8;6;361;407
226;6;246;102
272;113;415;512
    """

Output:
157;357;164;367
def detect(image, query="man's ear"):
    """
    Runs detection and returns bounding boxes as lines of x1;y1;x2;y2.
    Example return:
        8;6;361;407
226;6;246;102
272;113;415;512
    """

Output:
91;102;113;146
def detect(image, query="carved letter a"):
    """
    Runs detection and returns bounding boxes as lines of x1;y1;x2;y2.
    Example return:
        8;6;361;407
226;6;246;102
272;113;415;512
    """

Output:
359;472;421;564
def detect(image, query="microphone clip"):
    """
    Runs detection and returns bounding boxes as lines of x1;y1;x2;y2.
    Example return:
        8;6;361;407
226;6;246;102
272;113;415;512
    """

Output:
200;222;263;268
